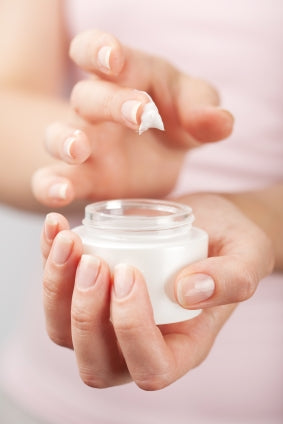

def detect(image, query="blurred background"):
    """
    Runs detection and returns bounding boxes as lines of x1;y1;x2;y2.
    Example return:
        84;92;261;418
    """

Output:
0;205;45;423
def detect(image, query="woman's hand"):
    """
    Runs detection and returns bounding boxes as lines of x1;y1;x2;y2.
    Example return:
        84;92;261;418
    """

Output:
32;30;233;208
41;193;274;390
174;193;274;308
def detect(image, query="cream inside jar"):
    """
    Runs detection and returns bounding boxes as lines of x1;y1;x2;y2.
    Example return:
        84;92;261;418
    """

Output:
73;199;208;324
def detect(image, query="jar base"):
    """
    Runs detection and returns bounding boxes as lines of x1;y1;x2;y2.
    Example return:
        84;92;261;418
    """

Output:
154;306;202;325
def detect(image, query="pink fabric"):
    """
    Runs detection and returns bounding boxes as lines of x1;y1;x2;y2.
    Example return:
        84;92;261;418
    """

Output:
1;1;283;423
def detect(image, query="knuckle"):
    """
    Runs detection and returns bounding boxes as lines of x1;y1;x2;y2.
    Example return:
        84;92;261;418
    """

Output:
43;273;60;304
47;329;72;349
79;369;111;389
114;318;141;334
237;266;258;301
45;121;62;142
133;358;173;391
71;305;95;333
112;309;156;335
113;319;153;341
70;81;87;108
196;78;220;105
135;371;172;391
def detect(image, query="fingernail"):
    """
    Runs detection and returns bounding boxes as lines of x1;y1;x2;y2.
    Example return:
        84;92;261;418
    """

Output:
121;100;142;125
63;136;76;159
114;264;135;298
63;130;83;160
76;255;101;290
48;183;68;200
51;233;73;265
97;46;112;70
177;274;215;306
45;214;58;242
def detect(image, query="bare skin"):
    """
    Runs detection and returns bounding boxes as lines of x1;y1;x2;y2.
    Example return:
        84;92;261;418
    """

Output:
1;0;282;391
40;188;278;390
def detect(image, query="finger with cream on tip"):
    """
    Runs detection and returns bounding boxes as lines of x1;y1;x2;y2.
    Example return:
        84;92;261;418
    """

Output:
137;91;165;135
122;91;165;135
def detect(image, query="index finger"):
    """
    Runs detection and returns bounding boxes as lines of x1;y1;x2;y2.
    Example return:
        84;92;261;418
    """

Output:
69;30;233;146
69;29;126;76
41;212;70;263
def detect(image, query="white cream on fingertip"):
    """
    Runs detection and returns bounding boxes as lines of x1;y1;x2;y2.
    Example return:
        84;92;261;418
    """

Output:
139;101;165;135
137;92;164;135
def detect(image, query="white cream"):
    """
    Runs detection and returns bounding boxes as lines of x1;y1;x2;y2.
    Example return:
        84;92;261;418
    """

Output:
73;199;208;325
139;101;164;135
137;92;164;135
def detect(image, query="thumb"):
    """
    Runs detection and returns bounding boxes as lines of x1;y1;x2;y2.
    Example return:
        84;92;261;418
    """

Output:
174;255;264;309
176;74;234;143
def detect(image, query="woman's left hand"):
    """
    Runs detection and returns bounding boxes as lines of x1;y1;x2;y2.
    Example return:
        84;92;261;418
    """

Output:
32;30;233;208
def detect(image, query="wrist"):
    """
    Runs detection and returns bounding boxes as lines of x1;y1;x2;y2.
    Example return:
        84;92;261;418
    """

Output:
223;185;283;271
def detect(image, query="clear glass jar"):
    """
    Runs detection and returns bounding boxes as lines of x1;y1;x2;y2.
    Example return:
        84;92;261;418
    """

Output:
73;199;208;324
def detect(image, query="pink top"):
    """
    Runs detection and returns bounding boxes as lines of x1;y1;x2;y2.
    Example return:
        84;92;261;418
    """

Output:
1;1;282;423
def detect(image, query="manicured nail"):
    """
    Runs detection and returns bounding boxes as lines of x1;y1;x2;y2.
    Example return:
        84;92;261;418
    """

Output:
63;130;83;159
45;214;58;242
177;274;215;306
121;100;142;125
51;233;73;265
63;136;76;159
48;183;68;200
76;255;101;290
114;264;135;298
97;46;112;70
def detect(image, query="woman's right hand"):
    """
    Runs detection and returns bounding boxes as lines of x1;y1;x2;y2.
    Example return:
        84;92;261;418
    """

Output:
40;192;274;390
32;30;234;208
41;211;235;390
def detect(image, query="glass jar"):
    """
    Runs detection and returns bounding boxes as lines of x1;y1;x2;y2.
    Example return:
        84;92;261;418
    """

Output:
73;199;208;324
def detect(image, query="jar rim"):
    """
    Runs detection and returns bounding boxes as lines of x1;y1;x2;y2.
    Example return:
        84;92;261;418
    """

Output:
83;199;194;232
